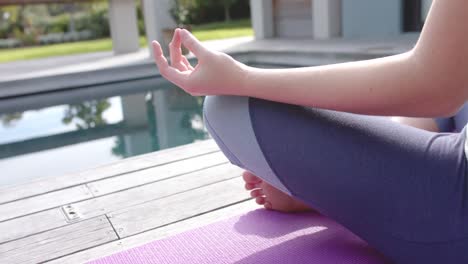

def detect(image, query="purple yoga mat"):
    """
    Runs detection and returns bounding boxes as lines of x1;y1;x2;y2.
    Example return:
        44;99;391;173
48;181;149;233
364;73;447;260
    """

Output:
90;210;391;264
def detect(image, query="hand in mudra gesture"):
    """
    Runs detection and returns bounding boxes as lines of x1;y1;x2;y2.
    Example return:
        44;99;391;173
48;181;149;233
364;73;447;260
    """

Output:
152;28;248;96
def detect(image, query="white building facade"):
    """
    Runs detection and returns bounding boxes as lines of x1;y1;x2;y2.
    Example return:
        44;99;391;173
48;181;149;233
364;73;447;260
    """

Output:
109;0;433;54
250;0;433;40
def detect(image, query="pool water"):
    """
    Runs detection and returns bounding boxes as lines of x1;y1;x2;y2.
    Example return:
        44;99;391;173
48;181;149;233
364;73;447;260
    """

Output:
0;79;209;187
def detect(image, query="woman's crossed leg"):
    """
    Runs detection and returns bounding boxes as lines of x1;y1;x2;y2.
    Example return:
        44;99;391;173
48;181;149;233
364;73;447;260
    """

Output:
203;95;468;264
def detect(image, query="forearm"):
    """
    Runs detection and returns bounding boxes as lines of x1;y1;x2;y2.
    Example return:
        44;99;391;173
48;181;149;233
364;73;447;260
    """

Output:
153;0;467;115
238;51;448;117
234;0;468;117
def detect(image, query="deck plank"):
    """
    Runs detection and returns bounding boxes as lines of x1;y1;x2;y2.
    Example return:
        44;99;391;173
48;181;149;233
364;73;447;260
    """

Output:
0;185;92;222
87;151;228;197
0;140;219;205
46;200;258;264
0;208;67;244
0;164;241;245
109;177;249;238
0;216;118;264
0;139;253;263
73;163;241;220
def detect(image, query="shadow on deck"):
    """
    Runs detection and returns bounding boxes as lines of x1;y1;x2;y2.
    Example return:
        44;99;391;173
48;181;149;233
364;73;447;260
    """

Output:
0;139;256;263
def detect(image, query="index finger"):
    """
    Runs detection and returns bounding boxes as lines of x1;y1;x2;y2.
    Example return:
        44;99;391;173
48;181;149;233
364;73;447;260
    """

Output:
169;28;186;71
179;29;209;58
152;41;189;87
152;40;169;70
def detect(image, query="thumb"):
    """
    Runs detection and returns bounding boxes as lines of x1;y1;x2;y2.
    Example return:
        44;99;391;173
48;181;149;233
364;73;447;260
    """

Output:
180;29;209;58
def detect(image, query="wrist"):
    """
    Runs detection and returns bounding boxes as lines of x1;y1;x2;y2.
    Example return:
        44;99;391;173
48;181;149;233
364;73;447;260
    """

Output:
235;62;255;97
216;53;257;97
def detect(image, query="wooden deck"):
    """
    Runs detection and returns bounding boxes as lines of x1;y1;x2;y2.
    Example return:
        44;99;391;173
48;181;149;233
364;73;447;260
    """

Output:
0;140;256;264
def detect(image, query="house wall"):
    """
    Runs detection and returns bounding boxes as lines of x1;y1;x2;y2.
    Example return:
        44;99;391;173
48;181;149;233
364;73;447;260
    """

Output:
422;0;433;20
108;0;140;54
250;0;274;39
142;0;176;55
342;0;402;38
273;0;313;38
313;0;341;39
252;0;434;40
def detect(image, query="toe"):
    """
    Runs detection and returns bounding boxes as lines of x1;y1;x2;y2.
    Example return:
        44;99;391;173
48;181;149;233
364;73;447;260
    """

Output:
250;189;264;198
244;182;261;190
264;201;272;210
255;196;266;205
242;171;262;184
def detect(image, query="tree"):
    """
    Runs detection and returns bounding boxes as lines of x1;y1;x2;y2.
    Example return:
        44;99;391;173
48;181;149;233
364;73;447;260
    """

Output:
0;112;23;127
222;0;238;22
62;99;111;129
64;3;77;33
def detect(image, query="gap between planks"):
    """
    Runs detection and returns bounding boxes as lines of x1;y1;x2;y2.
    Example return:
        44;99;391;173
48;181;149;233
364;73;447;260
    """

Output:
0;151;228;223
107;176;250;238
0;163;242;244
46;200;259;264
1;178;252;263
0;216;118;264
0;139;220;205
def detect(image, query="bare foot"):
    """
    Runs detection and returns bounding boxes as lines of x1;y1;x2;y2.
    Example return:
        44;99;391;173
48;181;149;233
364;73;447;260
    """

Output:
242;171;313;213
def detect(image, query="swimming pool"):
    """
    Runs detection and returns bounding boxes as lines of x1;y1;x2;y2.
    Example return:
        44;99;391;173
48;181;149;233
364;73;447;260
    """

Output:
0;48;375;188
0;77;208;187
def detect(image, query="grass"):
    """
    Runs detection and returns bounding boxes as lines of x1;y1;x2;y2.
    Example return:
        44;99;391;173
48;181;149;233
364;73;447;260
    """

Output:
191;19;253;41
0;19;253;63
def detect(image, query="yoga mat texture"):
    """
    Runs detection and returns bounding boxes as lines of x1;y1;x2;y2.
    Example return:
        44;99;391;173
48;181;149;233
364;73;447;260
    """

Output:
90;210;390;264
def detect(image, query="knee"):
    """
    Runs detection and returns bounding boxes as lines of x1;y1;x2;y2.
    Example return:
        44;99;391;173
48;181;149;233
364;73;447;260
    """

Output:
203;95;243;134
203;96;294;195
203;95;233;127
203;95;249;167
203;96;249;134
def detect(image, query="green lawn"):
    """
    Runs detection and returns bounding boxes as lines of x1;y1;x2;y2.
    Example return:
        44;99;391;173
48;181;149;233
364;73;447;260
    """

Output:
0;19;253;63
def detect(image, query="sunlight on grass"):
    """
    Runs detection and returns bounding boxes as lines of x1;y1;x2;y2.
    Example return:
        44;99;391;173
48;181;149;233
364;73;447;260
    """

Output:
0;39;113;63
0;19;253;63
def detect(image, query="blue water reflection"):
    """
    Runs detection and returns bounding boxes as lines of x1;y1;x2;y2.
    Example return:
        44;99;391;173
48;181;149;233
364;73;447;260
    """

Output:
0;81;209;186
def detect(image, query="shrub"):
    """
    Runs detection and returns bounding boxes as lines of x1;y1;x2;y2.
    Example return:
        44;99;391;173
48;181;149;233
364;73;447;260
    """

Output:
41;7;109;38
37;33;63;44
0;38;20;49
74;8;109;38
184;0;250;24
37;30;94;45
46;14;69;33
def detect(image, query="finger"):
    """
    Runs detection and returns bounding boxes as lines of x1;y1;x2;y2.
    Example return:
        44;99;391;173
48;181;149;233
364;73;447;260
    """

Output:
152;40;170;70
182;56;194;71
152;41;189;87
169;28;187;71
180;29;208;58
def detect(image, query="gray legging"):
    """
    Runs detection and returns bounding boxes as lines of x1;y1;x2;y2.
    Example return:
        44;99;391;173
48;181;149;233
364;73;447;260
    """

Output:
203;96;468;264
